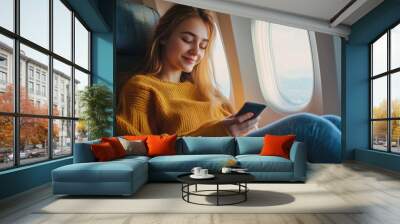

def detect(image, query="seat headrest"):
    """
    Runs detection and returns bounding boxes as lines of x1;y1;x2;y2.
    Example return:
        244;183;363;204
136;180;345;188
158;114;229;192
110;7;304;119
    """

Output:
116;1;160;98
116;1;160;56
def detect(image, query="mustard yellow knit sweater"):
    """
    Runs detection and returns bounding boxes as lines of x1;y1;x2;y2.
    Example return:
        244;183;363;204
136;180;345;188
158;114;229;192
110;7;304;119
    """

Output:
116;74;232;136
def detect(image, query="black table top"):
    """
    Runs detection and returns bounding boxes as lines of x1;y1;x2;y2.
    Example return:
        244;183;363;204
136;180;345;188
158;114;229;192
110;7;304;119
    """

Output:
177;172;255;185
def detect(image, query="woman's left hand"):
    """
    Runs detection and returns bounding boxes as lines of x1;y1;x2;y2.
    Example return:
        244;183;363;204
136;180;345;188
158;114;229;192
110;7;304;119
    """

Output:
222;112;260;136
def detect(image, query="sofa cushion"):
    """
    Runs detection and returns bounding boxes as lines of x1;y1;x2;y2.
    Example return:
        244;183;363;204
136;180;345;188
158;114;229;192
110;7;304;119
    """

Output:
147;134;177;157
148;154;235;172
115;155;150;161
260;134;296;159
53;156;148;181
91;142;118;161
236;137;263;155
179;137;235;155
236;155;293;172
52;159;146;183
52;157;149;195
118;137;147;156
101;137;127;158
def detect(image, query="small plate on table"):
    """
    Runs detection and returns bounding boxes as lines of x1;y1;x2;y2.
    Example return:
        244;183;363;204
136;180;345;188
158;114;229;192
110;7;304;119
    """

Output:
232;170;249;174
190;174;215;179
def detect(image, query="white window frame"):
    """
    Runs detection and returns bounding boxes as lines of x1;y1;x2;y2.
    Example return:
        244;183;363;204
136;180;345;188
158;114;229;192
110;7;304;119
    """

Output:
251;20;320;113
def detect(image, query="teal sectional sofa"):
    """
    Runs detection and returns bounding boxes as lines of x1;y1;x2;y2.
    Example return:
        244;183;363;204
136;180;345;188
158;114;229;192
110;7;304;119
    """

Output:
52;137;307;196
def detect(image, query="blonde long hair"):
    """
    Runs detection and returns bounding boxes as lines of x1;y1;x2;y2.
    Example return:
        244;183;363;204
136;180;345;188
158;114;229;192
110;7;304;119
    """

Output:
140;4;233;113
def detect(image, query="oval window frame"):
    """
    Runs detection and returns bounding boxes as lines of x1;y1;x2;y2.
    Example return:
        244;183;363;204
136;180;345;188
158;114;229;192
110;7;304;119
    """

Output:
251;20;319;113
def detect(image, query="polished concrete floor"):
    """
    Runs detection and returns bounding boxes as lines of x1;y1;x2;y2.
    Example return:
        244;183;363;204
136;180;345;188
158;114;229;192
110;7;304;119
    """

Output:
0;162;400;224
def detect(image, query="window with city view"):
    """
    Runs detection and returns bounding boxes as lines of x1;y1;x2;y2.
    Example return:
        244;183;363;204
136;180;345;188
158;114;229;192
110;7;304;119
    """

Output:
371;22;400;153
0;0;90;170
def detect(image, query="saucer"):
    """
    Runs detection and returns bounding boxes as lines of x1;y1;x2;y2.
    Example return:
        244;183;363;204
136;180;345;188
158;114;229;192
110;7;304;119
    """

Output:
232;170;249;174
190;174;215;179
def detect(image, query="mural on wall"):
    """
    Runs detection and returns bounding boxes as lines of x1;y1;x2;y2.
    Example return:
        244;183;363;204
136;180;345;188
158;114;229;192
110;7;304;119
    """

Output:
114;0;342;162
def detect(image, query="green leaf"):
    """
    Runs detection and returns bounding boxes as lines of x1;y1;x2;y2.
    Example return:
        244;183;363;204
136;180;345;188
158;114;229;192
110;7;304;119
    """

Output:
79;84;113;140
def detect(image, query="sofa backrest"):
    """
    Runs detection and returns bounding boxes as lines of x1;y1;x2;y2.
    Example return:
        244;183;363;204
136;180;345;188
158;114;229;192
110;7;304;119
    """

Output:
235;137;264;155
73;137;266;163
73;139;100;163
178;137;236;155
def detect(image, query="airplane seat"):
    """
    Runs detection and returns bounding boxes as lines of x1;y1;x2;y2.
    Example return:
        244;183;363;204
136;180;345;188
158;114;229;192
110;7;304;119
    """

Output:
116;0;160;93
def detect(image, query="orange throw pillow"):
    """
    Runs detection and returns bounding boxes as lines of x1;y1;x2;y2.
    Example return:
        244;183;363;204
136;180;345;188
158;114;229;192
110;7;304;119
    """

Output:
101;137;127;158
146;134;177;157
91;142;118;161
260;134;296;159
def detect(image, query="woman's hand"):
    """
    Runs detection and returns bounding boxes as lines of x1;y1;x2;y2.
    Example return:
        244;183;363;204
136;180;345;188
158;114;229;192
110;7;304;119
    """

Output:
222;112;260;136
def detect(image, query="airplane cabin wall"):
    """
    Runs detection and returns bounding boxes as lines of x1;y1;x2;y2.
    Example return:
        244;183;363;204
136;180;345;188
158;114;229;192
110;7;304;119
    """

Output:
216;13;245;110
229;15;341;127
316;32;341;115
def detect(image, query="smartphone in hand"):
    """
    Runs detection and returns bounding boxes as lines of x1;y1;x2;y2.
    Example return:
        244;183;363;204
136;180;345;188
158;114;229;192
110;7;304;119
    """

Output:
236;102;267;120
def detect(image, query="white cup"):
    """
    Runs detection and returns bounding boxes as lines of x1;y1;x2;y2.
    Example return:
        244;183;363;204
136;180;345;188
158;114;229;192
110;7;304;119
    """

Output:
191;167;202;176
200;169;208;176
221;167;232;174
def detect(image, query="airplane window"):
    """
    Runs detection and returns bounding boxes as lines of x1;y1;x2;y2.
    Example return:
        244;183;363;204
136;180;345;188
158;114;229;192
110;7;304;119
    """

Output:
251;20;315;113
210;25;231;99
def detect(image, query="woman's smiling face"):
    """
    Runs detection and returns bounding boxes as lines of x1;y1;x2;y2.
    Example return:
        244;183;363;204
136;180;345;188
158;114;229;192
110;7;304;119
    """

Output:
161;16;210;73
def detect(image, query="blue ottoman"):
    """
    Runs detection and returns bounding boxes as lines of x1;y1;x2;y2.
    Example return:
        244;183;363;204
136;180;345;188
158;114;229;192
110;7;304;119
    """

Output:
52;156;148;196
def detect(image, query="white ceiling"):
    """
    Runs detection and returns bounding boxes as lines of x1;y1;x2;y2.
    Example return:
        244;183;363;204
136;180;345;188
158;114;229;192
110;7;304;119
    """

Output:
224;0;352;22
165;0;384;37
222;0;384;26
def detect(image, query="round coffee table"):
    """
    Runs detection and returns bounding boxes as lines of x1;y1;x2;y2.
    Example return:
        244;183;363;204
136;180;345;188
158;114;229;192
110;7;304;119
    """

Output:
177;173;255;206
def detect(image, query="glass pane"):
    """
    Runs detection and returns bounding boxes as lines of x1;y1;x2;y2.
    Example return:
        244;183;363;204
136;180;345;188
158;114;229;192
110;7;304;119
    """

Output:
391;72;400;118
0;116;13;170
372;33;387;76
391;120;400;153
20;117;49;165
74;69;89;118
372;77;387;119
211;26;231;99
53;59;72;117
74;17;89;70
75;120;88;143
372;121;388;151
0;34;14;112
270;23;313;106
392;24;400;70
53;119;72;158
20;44;49;115
53;0;72;60
20;0;49;49
0;0;14;31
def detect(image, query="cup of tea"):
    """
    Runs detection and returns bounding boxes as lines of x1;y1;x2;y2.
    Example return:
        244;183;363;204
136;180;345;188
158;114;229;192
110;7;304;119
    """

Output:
199;168;208;176
191;167;202;176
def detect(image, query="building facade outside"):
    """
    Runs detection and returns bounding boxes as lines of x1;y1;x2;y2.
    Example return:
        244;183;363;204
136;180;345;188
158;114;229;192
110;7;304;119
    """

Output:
0;41;86;169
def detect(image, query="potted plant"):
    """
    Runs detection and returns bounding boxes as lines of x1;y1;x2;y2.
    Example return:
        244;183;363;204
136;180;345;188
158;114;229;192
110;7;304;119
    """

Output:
79;84;113;140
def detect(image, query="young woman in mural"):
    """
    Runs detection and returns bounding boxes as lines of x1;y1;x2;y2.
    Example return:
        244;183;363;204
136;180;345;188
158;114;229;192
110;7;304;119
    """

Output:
117;4;259;137
116;4;342;162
